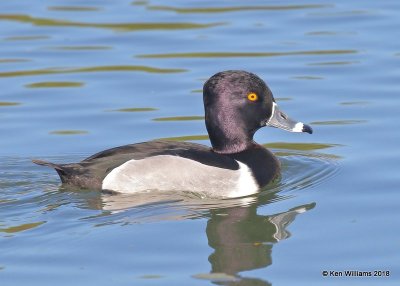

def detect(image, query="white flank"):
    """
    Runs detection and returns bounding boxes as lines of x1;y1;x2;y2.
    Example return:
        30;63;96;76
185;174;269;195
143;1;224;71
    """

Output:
102;155;259;198
233;161;260;197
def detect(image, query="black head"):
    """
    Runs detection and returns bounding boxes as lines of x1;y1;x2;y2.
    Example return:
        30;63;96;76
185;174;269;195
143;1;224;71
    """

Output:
203;70;312;154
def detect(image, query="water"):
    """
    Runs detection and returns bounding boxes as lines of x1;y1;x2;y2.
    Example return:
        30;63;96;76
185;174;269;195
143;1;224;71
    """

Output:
1;0;399;285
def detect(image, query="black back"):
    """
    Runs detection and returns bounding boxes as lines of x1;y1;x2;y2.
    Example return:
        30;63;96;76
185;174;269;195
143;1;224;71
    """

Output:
57;141;239;190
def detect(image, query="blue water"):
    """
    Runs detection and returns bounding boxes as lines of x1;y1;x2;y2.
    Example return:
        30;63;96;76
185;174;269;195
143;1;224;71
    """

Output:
1;0;399;285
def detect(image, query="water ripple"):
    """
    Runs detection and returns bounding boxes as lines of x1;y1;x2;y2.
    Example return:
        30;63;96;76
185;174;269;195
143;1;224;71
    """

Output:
0;14;223;32
47;6;101;12
0;144;339;226
79;147;339;224
0;65;186;78
136;50;357;58
146;4;331;14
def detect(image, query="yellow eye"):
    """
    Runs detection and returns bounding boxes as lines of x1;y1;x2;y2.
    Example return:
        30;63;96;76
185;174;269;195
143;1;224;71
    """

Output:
247;92;258;102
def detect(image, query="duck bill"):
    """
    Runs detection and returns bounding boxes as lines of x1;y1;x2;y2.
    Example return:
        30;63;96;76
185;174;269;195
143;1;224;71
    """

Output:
265;102;313;134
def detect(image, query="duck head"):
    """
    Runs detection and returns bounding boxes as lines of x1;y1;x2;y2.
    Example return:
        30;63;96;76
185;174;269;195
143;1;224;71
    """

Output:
203;70;312;154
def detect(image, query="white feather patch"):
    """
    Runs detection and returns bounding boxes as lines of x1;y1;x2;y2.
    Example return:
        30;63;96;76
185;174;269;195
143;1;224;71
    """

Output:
102;155;259;198
292;122;304;132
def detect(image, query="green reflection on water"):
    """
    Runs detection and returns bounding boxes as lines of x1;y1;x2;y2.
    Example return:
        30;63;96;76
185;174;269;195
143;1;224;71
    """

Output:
137;50;357;58
276;97;292;101
48;6;101;12
74;66;185;73
0;199;15;203
49;46;112;50
132;0;148;6
137;275;165;279
192;273;239;282
340;101;369;106
292;76;324;80
154;138;339;152
0;14;224;32
109;107;158;112
274;150;341;160
311;120;367;125
0;221;45;233
0;58;30;63
147;4;330;13
308;61;359;66
306;31;337;36
0;65;186;78
158;135;209;141
202;202;315;285
4;35;49;41
25;81;84;88
309;10;370;17
153;116;204;121
0;102;21;106
264;142;340;151
49;130;89;135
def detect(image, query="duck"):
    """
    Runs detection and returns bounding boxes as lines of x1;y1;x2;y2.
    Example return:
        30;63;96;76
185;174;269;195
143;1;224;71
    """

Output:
33;70;312;198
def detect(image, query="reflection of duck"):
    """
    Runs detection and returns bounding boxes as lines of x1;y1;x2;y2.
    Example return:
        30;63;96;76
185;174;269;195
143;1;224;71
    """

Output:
204;202;315;285
65;184;315;285
34;70;312;197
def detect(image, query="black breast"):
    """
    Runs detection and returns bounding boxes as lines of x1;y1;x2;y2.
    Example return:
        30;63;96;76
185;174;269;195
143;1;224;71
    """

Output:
228;145;280;188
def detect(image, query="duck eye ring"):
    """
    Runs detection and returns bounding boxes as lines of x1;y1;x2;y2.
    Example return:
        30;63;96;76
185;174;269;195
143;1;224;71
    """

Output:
247;92;258;101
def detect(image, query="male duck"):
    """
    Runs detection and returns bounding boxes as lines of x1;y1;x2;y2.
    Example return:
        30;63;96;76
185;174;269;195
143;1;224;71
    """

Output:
34;70;312;198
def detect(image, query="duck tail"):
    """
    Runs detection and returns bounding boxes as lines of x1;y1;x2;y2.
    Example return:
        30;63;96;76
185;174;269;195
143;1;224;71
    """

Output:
32;159;68;182
32;159;62;169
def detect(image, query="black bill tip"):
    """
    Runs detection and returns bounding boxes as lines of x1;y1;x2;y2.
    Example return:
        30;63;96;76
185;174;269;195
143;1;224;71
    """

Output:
302;124;313;134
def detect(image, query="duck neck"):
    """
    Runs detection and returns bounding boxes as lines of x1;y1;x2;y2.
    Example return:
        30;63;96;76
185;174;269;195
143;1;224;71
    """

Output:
207;125;256;154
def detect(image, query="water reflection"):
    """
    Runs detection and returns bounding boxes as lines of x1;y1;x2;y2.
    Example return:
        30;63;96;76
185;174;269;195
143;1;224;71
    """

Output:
292;75;324;80
47;6;101;12
340;101;370;106
152;116;204;122
0;58;30;63
157;134;209;141
0;65;186;78
74;146;336;284
145;4;330;14
305;31;357;36
137;50;357;58
108;107;158;112
305;31;337;36
263;142;341;151
1;146;337;283
308;61;359;66
310;120;367;125
79;188;315;285
25;81;84;88
0;102;21;106
203;201;315;285
308;10;371;17
0;221;46;234
49;130;89;135
4;35;49;41
0;14;223;32
48;46;112;51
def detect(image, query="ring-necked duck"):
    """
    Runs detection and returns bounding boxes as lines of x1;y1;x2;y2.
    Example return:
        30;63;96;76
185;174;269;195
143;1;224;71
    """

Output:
33;70;312;198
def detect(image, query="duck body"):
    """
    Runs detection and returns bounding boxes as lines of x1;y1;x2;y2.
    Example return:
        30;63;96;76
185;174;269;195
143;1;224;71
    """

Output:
34;70;311;198
34;140;279;197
